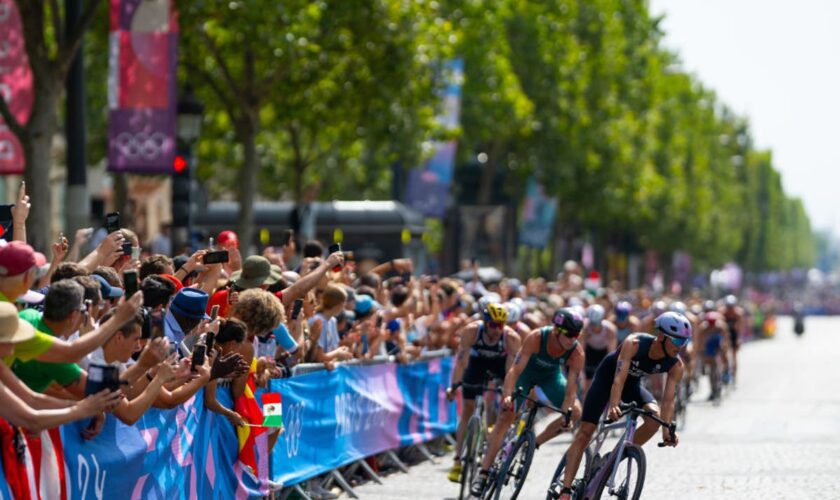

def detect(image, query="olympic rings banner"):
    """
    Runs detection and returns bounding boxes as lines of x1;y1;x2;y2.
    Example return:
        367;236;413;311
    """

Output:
107;0;178;173
268;356;457;486
0;388;268;500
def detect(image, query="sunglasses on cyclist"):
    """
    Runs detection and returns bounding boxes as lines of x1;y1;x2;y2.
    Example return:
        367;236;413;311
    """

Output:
555;326;580;339
486;320;505;330
665;335;688;347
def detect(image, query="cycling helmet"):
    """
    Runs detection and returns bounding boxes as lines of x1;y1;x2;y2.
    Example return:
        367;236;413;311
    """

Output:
587;304;605;324
615;301;632;320
703;300;716;312
669;301;687;315
655;311;692;340
724;295;738;307
477;293;502;314
553;308;584;336
690;304;703;316
504;302;522;324
484;303;508;324
510;297;526;311
651;300;668;317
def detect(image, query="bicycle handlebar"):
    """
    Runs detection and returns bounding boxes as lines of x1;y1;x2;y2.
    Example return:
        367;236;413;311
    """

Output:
608;402;677;447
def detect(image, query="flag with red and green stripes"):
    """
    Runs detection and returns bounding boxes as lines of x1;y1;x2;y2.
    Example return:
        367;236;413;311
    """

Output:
261;393;283;428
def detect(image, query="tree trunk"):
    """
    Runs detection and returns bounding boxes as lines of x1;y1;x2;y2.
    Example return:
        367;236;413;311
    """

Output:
23;81;59;252
236;116;258;254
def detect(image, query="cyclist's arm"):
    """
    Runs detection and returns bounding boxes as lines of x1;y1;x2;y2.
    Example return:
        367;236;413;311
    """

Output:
562;345;584;411
660;359;684;425
450;323;479;387
604;320;618;351
503;328;522;372
608;337;638;408
502;331;539;400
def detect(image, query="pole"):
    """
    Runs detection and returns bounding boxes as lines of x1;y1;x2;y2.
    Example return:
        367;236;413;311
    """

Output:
65;0;90;238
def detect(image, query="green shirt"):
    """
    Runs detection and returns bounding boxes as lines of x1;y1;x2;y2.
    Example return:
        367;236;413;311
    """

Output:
12;309;82;393
0;292;55;366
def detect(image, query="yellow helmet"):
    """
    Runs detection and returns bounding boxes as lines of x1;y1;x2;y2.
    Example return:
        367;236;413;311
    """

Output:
484;303;508;324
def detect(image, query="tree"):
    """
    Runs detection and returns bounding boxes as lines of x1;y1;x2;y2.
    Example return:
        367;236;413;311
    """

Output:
0;0;105;250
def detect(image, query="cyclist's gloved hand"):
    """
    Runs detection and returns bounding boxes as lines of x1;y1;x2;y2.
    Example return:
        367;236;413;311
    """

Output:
607;404;622;422
502;395;514;411
662;427;679;447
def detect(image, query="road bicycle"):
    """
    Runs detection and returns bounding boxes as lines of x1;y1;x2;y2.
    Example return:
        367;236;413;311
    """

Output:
452;378;502;500
482;389;570;500
545;402;676;500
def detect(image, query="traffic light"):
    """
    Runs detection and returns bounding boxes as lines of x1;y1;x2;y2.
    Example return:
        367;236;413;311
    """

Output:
171;153;192;228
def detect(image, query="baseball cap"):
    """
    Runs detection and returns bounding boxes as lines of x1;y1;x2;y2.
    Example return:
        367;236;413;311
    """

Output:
0;241;37;277
354;295;381;317
91;274;124;299
0;302;35;344
217;230;239;248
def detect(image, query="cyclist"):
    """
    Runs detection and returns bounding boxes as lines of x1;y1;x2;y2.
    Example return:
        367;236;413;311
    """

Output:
445;303;522;483
640;300;667;334
721;295;744;384
470;308;585;497
505;301;531;338
612;301;640;344
696;308;730;401
580;304;617;396
557;312;690;500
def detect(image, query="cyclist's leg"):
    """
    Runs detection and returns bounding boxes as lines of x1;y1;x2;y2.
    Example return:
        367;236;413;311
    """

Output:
535;372;576;446
562;356;614;489
729;329;739;381
453;362;484;463
478;377;532;472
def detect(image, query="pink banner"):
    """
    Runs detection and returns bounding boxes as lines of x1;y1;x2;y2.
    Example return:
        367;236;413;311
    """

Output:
0;0;34;175
107;0;178;173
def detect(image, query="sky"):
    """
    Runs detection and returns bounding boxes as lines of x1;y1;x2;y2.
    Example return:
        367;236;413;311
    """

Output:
649;0;840;235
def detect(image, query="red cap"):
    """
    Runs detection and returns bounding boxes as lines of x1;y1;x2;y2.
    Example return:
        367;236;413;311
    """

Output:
159;274;184;292
0;241;37;277
217;230;239;248
33;252;48;267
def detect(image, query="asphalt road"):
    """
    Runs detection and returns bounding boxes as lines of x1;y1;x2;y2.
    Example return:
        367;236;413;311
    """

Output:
354;316;840;499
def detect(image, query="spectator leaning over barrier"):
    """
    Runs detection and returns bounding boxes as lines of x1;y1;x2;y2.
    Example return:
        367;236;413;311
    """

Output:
229;289;285;390
207;255;281;319
164;287;210;355
0;302;121;433
354;295;385;358
70;275;104;336
308;283;353;370
0;241;145;366
203;318;250;427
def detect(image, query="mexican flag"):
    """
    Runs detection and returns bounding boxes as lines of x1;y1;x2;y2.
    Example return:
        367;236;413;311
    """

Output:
261;393;283;428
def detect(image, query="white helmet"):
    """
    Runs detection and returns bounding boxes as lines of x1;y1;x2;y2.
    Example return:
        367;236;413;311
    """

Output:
504;302;522;324
477;293;502;313
587;304;605;324
669;301;687;315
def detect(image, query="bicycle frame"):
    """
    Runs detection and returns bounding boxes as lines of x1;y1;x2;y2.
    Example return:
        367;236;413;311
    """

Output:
583;414;639;499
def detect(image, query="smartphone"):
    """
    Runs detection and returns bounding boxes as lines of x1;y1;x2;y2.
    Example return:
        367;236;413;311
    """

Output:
376;315;383;328
85;364;124;395
124;270;138;298
291;298;303;320
191;344;206;372
105;212;121;234
205;331;216;354
328;243;342;272
210;304;220;321
122;241;133;256
203;250;229;264
0;204;14;239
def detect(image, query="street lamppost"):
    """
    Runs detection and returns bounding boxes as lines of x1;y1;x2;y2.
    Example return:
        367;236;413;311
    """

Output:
172;85;204;254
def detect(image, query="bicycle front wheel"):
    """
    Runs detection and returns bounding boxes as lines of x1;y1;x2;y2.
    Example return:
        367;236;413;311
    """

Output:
493;431;535;500
545;448;591;500
592;444;646;500
459;416;481;500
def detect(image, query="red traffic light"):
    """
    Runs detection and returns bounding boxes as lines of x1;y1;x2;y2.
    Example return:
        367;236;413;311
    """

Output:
173;155;188;173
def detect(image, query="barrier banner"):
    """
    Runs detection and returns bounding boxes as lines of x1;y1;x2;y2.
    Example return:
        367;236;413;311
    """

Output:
270;356;456;485
0;388;267;500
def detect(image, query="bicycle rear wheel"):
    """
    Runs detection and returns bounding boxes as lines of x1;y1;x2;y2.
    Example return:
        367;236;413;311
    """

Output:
592;444;646;500
493;431;535;500
459;416;481;500
545;448;591;500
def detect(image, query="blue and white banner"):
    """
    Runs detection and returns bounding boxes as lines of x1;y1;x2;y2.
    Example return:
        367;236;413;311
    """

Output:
270;356;456;486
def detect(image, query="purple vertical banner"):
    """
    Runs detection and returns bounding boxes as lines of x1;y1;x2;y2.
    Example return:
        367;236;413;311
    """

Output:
406;59;464;217
107;0;178;173
0;0;33;175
